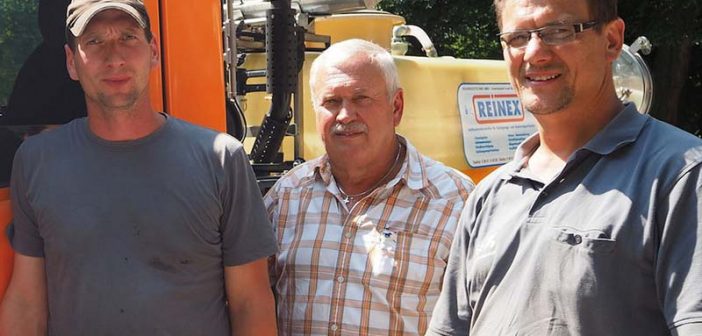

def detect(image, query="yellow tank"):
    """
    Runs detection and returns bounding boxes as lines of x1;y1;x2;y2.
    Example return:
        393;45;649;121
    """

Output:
311;12;405;49
242;13;536;183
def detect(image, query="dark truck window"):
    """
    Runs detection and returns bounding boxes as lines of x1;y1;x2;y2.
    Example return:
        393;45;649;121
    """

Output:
0;0;86;188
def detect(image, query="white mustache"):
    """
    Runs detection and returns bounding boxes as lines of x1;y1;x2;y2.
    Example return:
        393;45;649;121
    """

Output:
332;122;367;135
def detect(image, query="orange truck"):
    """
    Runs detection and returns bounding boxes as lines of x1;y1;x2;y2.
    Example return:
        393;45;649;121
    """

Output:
0;0;652;300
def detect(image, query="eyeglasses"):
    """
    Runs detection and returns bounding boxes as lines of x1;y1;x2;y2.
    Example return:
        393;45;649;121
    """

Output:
499;21;599;49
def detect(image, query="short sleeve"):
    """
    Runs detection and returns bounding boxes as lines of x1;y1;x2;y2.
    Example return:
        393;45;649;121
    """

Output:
262;183;281;284
426;194;475;336
262;182;280;235
656;163;702;334
7;145;45;257
220;144;278;266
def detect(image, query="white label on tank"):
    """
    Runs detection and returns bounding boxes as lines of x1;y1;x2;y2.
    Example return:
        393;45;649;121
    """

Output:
457;83;538;168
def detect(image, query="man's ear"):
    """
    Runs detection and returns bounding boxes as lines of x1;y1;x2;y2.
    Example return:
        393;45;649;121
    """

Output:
149;37;160;68
65;44;79;81
392;88;404;127
604;18;625;62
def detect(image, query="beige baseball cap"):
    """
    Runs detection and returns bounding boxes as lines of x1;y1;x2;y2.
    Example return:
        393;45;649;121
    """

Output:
66;0;150;37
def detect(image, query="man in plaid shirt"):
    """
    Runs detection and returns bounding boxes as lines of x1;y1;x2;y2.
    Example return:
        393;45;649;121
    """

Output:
264;39;474;335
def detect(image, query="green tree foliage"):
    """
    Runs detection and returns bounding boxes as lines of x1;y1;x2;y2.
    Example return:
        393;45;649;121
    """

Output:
378;0;501;59
379;0;702;136
0;0;41;106
619;0;702;135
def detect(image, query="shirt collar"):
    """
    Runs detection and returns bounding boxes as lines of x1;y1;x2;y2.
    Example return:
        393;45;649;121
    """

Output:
400;136;431;191
582;103;647;155
311;135;430;191
500;103;647;181
499;133;539;181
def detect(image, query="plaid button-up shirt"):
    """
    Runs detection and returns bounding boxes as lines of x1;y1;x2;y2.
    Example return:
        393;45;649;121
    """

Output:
264;138;474;336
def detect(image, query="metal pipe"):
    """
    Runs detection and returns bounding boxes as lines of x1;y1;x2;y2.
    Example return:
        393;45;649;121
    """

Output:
391;25;438;57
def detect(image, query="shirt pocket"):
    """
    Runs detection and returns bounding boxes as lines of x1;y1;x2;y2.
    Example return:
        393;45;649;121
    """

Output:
550;226;616;255
370;232;450;296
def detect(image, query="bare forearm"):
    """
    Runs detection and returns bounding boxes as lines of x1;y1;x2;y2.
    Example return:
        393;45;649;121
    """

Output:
228;288;277;336
0;294;47;336
0;254;48;336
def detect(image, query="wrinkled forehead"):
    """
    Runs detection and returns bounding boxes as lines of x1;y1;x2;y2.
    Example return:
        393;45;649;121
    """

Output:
315;68;368;97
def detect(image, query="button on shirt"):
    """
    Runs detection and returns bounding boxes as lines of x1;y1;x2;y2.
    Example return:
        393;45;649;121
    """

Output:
427;104;702;336
265;137;473;336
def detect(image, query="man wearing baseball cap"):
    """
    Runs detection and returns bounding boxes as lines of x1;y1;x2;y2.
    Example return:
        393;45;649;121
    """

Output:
0;1;278;335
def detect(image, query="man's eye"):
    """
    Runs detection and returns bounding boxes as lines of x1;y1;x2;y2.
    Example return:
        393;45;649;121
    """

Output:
542;27;573;39
122;34;137;41
506;33;529;46
322;98;340;107
353;96;371;104
86;38;101;45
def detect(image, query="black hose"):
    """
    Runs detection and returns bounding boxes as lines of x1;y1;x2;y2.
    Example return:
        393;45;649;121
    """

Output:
250;0;297;163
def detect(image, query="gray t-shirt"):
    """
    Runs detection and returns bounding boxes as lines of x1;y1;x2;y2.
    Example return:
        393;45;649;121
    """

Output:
9;115;277;336
427;105;702;335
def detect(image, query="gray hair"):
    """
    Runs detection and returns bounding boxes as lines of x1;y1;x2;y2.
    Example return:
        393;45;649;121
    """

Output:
309;39;400;104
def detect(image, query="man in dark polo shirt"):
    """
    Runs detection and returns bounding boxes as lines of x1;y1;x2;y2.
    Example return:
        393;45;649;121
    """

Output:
0;1;277;335
427;0;702;335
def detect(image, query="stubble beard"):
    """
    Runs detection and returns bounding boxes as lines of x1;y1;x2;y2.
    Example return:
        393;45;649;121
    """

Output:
517;63;574;115
94;85;144;115
521;86;574;116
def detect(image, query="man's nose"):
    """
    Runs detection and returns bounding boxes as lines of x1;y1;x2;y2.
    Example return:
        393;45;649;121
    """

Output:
523;33;553;64
103;42;126;67
336;101;357;123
